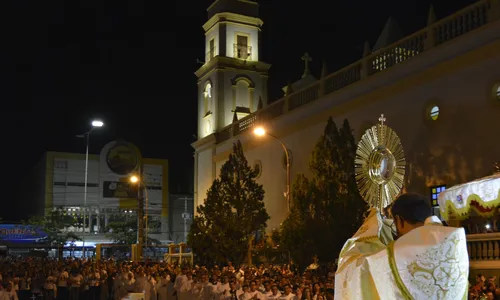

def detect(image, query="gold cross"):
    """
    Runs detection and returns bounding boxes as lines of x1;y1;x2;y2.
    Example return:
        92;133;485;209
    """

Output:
378;114;386;125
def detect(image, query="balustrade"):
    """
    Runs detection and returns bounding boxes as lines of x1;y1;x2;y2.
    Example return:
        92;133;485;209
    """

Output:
206;47;216;62
233;44;252;60
211;0;500;144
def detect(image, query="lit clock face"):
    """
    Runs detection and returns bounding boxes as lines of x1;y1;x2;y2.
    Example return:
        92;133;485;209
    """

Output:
204;120;211;134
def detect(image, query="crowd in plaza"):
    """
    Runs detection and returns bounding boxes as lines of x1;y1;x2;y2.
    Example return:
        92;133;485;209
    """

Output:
0;256;335;300
469;274;500;300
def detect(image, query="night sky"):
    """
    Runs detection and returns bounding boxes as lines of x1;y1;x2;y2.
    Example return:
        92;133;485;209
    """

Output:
1;0;476;221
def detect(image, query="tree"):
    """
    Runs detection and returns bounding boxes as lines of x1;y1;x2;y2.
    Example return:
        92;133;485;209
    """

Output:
105;214;161;245
26;210;81;246
281;117;367;268
188;140;270;265
106;214;137;245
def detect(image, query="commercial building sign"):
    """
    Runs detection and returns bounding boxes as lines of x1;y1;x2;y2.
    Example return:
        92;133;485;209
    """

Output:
0;225;47;243
102;181;137;198
106;143;139;175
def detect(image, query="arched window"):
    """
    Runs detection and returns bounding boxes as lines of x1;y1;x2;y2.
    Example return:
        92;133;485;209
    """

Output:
204;82;212;114
236;80;249;108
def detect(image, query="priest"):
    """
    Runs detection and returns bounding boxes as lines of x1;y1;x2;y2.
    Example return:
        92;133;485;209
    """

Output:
335;193;469;299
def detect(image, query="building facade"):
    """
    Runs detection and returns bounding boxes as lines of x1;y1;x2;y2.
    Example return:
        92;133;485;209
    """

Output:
30;140;173;246
193;0;500;231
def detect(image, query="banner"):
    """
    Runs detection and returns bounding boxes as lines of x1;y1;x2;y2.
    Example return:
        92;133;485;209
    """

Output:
102;181;137;198
0;225;47;243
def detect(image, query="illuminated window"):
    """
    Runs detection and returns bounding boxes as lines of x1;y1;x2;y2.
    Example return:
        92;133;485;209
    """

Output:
430;184;446;207
496;86;500;101
54;160;68;169
203;83;212;115
429;106;439;121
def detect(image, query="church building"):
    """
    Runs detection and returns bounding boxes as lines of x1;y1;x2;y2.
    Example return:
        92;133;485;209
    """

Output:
192;0;500;231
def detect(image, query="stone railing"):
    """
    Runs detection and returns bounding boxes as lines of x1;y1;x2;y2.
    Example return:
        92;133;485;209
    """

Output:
206;47;216;62
467;232;500;269
215;0;500;144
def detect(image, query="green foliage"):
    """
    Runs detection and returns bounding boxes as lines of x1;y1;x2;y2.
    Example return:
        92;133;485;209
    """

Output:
105;214;137;245
188;140;270;265
105;214;162;245
281;117;367;268
26;210;81;245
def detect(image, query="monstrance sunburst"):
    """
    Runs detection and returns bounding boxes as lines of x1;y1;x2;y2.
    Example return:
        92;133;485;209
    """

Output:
355;114;406;212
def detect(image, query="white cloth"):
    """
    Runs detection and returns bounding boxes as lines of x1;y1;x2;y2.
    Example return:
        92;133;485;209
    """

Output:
335;211;469;300
438;173;500;219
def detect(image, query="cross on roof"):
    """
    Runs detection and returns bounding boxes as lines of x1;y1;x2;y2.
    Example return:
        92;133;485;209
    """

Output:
30;295;37;300
301;52;312;78
378;114;386;125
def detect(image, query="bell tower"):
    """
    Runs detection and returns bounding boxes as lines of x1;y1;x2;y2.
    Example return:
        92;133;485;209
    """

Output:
195;0;271;139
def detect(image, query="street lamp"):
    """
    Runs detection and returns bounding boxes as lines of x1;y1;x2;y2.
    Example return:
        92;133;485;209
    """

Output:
253;126;291;212
76;119;104;258
129;175;149;254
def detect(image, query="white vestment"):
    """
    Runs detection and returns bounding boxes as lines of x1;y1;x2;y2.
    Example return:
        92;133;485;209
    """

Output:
335;209;469;300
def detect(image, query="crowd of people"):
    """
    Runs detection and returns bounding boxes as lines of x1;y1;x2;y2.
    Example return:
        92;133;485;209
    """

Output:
469;274;500;300
0;256;335;300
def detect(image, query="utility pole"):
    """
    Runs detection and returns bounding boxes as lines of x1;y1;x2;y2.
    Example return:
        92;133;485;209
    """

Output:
136;166;145;260
181;197;192;242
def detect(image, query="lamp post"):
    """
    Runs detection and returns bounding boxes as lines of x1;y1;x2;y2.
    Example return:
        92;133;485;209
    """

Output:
130;175;149;259
253;127;291;212
76;120;104;258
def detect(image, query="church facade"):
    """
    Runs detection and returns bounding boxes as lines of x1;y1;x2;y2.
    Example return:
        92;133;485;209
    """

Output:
192;0;500;230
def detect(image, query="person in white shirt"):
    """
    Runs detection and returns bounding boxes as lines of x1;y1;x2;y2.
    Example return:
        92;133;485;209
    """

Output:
89;268;100;300
0;282;19;300
69;269;83;300
43;273;57;300
199;273;215;300
216;276;230;299
156;272;171;300
173;267;190;300
266;285;281;300
278;285;297;300
240;281;266;300
57;267;69;300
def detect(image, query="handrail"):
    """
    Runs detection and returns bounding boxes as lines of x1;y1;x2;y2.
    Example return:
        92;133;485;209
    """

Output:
211;0;499;144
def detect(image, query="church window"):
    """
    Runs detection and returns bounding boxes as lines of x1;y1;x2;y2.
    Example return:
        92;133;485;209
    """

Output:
204;119;211;135
234;35;251;60
204;83;212;115
236;80;249;108
430;185;446;207
207;39;215;62
429;106;439;121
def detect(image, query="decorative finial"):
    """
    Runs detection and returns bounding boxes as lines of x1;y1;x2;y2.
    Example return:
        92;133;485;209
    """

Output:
378;114;386;125
301;52;312;78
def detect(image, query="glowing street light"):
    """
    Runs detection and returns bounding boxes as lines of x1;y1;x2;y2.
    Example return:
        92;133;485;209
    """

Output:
253;127;266;136
129;174;149;251
91;120;104;127
130;175;139;183
253;126;291;212
76;119;105;258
